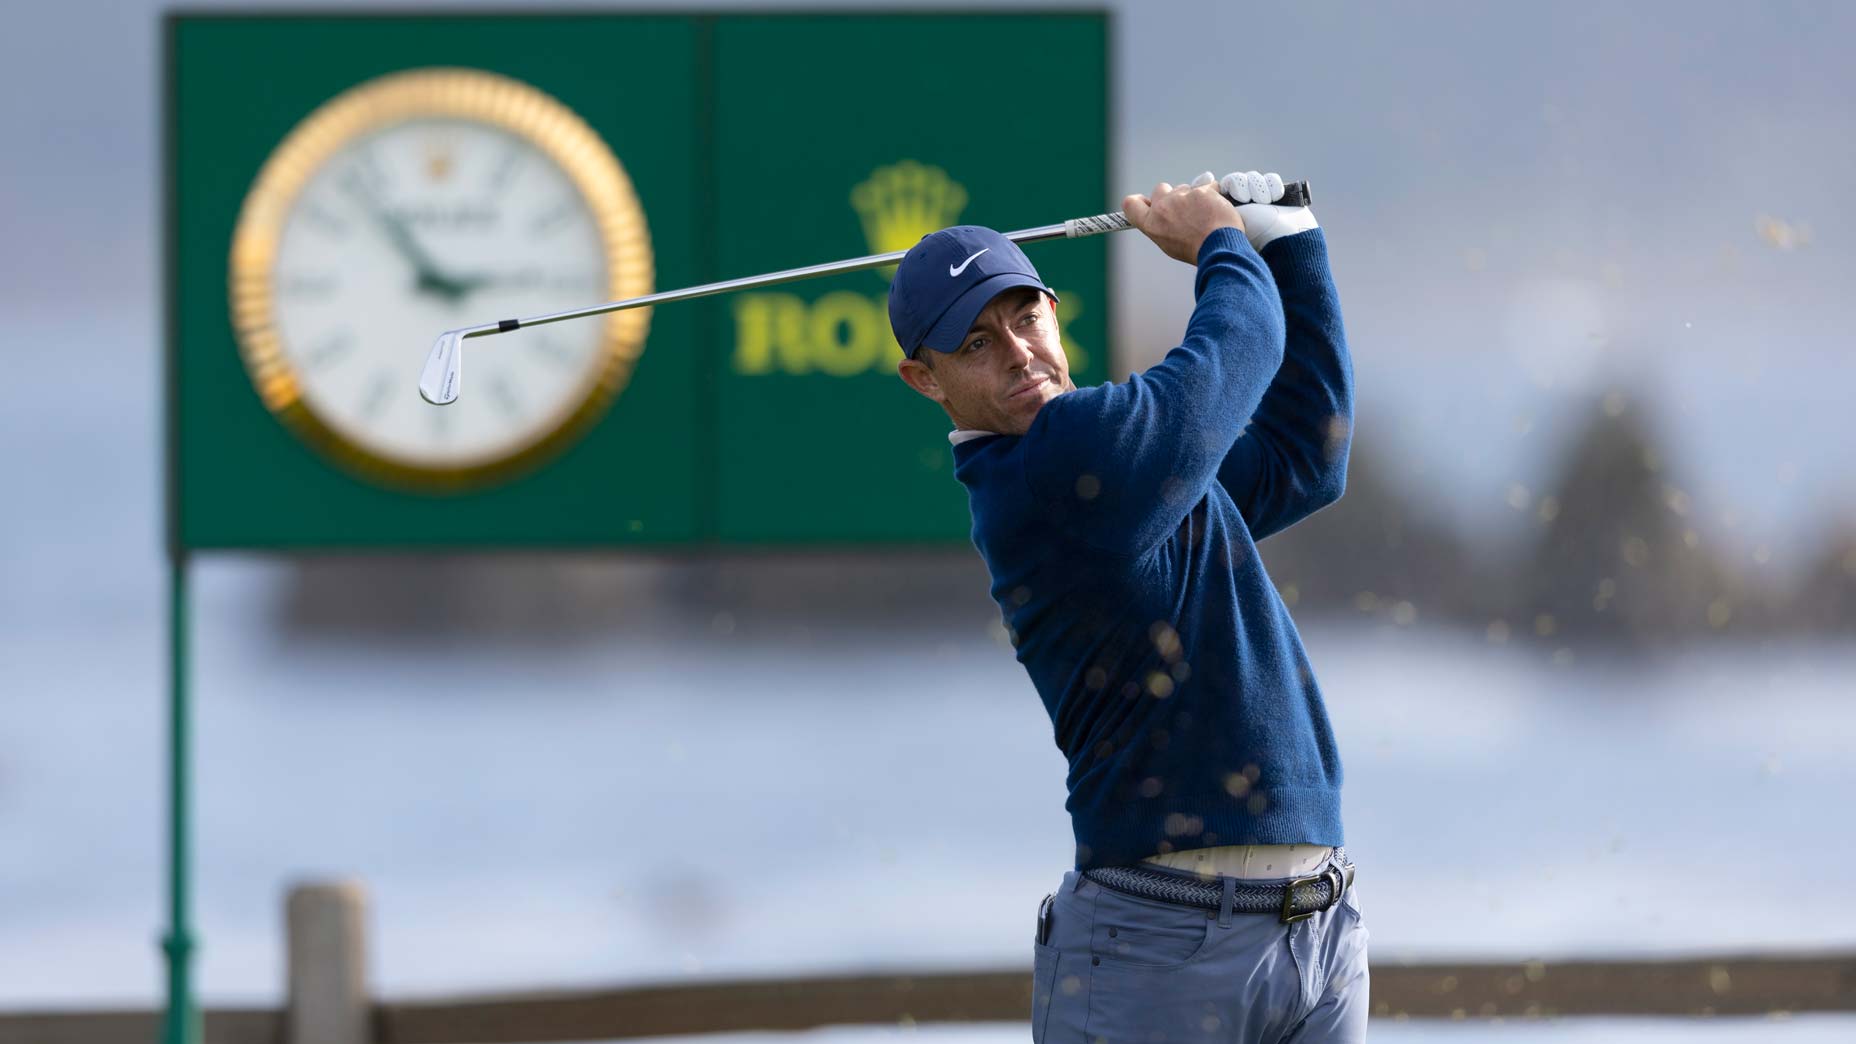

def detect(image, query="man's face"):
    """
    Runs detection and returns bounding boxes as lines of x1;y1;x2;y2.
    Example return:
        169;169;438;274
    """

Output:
897;287;1074;435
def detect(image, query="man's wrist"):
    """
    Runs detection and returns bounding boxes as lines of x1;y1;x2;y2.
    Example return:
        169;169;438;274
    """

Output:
1196;225;1251;265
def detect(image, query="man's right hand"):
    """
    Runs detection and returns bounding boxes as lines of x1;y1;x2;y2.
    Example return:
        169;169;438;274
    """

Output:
1122;179;1244;265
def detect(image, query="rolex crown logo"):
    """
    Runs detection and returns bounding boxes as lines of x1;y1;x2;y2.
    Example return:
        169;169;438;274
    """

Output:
422;127;459;183
850;160;968;280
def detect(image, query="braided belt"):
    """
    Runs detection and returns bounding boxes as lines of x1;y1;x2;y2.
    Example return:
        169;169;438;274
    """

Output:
1083;856;1356;924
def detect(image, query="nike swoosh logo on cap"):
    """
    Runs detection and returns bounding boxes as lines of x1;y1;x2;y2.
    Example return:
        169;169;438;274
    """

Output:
949;248;989;276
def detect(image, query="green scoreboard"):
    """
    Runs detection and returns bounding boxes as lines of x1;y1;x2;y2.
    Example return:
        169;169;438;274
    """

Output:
168;11;1111;549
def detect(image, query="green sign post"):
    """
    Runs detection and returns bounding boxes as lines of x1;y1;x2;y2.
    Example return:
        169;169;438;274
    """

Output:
166;10;1108;1038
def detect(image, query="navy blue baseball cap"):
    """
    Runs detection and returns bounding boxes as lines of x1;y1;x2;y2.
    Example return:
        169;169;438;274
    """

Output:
887;226;1058;356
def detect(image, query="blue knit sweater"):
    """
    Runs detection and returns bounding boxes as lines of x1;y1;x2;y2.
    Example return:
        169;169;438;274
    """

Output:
952;227;1354;870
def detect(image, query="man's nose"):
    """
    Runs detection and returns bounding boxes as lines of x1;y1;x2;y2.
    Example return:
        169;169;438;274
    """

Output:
1001;333;1036;368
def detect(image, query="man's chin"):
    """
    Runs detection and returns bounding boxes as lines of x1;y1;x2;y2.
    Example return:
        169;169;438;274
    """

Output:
999;384;1063;434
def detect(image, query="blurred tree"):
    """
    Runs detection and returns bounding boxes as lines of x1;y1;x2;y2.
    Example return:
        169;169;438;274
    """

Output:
1791;525;1856;635
1258;440;1486;625
1520;395;1748;646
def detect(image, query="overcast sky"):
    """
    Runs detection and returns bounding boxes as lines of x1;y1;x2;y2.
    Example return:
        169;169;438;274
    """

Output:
3;0;1852;589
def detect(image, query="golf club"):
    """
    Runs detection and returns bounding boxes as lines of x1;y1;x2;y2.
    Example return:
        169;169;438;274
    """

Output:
418;174;1312;406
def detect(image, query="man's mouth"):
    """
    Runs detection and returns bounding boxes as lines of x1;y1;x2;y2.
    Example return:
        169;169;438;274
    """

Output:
1008;375;1049;400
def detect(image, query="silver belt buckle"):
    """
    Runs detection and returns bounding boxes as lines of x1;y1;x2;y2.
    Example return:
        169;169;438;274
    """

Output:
1279;864;1348;924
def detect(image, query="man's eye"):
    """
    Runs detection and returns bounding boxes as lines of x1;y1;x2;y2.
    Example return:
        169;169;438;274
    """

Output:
965;338;988;353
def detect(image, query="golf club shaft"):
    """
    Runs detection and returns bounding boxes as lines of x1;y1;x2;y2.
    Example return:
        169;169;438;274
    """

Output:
463;180;1312;340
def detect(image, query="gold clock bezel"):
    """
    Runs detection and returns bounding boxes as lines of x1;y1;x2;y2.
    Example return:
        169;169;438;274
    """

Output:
228;67;653;493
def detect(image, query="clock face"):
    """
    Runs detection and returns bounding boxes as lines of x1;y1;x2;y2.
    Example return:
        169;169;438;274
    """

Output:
276;120;607;466
230;69;653;490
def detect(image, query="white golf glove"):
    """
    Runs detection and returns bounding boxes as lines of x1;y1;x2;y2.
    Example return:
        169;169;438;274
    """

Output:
1189;170;1318;252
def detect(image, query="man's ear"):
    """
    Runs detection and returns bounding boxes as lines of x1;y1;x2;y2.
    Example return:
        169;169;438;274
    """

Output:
897;355;945;403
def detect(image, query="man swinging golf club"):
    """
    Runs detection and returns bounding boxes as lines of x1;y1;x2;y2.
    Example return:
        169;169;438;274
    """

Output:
889;171;1365;1043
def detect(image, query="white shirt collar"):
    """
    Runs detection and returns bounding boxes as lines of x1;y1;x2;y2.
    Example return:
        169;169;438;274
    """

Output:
948;429;1001;446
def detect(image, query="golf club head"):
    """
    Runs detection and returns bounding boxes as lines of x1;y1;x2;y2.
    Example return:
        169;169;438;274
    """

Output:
418;328;464;405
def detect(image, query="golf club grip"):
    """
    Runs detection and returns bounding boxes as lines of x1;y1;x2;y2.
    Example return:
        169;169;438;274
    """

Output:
1270;180;1313;208
1063;180;1311;239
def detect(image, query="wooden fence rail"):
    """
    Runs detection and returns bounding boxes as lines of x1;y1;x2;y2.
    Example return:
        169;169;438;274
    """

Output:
4;884;1851;1044
9;954;1854;1044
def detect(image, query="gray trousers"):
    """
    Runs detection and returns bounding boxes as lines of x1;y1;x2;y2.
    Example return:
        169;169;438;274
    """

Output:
1031;858;1369;1043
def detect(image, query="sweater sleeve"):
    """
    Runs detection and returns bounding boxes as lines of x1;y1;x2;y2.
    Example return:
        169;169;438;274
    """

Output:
1215;228;1355;540
1022;227;1287;553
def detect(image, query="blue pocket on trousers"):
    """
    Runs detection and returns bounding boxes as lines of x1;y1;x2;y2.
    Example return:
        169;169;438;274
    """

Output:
1089;886;1217;969
1032;940;1059;1043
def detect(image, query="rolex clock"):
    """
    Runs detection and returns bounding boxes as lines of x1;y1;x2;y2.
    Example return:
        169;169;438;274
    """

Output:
228;67;653;491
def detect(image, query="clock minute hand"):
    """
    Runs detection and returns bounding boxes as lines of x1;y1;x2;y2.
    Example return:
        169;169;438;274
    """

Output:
377;209;470;300
343;174;468;300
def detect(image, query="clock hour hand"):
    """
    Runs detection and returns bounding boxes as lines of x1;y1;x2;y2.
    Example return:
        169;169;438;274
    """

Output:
416;266;475;302
439;267;552;301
